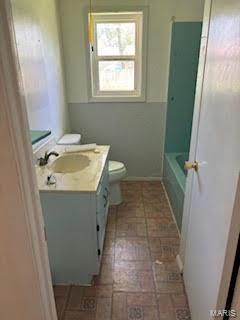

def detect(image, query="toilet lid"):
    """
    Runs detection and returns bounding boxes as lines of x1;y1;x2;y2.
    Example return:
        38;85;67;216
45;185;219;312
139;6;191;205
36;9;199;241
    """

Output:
109;161;125;172
58;134;81;145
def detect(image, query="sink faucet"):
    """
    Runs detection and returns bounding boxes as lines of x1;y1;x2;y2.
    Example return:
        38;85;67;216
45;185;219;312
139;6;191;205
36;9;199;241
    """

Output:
38;151;59;166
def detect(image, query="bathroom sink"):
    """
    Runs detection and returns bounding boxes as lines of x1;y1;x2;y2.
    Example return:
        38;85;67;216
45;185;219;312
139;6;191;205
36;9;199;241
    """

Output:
49;154;90;173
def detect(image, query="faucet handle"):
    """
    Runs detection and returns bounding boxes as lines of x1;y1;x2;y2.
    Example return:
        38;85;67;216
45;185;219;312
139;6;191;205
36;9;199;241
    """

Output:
38;156;47;166
46;174;56;185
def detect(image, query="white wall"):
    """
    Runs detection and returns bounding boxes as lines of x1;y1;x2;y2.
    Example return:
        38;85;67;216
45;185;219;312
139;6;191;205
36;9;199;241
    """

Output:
70;102;166;177
60;0;204;103
11;0;69;140
0;2;57;317
59;0;204;177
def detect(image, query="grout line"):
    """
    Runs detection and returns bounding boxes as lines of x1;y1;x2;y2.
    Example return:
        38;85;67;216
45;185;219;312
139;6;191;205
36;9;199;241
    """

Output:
110;205;117;319
61;285;72;320
141;182;162;320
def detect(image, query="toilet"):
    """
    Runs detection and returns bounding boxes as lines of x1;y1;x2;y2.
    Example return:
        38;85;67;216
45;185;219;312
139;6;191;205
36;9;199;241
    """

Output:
57;134;126;205
57;133;82;145
108;160;126;205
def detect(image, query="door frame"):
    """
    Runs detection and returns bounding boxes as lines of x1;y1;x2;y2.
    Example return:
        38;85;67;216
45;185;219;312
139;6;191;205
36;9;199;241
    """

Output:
217;176;240;311
0;1;57;319
179;0;240;312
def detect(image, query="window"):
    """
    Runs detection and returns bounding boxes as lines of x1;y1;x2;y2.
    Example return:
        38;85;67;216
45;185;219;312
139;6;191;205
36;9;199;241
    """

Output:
89;12;144;101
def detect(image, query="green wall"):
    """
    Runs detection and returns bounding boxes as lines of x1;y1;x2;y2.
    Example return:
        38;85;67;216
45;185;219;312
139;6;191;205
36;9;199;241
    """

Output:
165;22;202;153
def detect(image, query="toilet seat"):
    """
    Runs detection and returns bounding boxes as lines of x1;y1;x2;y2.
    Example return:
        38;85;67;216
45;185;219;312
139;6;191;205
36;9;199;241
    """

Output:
108;161;126;183
109;161;125;172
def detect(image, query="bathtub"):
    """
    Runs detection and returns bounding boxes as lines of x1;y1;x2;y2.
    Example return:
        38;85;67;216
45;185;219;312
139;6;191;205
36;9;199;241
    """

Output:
163;152;189;231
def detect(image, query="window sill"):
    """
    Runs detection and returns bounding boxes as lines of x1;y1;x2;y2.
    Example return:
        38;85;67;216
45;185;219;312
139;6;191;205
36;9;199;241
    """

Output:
88;95;146;103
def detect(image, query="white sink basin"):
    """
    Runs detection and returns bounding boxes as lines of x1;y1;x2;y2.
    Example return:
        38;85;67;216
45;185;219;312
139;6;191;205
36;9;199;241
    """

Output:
49;154;90;173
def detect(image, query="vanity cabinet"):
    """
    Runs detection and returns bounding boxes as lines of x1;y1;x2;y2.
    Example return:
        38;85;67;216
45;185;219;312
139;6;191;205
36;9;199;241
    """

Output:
40;161;109;285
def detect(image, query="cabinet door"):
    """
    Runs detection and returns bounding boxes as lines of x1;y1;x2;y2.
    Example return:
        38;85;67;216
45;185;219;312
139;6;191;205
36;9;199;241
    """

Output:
96;163;109;254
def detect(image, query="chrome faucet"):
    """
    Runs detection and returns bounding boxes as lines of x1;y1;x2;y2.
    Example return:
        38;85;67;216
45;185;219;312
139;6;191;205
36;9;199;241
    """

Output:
38;151;59;166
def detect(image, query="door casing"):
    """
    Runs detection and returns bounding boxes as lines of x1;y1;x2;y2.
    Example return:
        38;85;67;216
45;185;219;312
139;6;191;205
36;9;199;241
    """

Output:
0;1;57;319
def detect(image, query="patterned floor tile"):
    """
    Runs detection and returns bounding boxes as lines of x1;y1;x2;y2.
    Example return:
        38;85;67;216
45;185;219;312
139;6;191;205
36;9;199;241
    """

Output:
67;286;84;310
116;217;147;237
122;190;143;201
171;293;188;308
112;292;158;320
114;261;155;292
115;237;150;261
144;203;172;219
157;294;176;320
103;232;115;256
147;218;179;238
117;201;145;218
82;285;113;298
112;292;127;320
64;310;95;320
95;297;112;320
80;297;96;311
175;308;191;320
94;261;114;285
121;181;143;190
153;262;185;294
55;296;68;320
54;285;71;297
149;237;180;262
106;208;117;237
54;181;190;320
65;286;112;320
127;306;144;320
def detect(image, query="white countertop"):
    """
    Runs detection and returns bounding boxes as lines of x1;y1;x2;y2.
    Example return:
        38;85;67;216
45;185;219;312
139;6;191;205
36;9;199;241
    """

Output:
35;145;110;192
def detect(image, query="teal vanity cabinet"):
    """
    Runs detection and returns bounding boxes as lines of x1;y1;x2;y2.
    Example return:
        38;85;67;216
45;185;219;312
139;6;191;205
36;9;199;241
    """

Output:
40;161;109;285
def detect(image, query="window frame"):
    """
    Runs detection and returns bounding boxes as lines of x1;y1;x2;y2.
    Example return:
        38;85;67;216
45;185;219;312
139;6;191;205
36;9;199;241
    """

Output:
88;11;146;102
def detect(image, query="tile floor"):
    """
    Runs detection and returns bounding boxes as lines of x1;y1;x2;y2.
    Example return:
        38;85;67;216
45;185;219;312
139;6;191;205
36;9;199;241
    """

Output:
54;181;191;320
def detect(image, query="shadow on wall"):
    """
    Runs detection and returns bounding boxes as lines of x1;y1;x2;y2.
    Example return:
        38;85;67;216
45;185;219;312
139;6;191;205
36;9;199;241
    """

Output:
69;102;166;178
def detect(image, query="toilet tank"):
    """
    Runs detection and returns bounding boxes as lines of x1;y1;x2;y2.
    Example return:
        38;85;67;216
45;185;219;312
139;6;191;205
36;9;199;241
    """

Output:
57;134;81;145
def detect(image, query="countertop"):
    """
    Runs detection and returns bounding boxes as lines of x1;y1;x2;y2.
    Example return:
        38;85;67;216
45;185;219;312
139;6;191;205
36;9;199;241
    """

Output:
35;145;110;192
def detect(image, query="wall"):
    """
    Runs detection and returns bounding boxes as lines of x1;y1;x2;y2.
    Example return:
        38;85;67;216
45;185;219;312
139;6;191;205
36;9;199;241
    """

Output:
11;0;69;140
165;22;202;154
59;0;204;177
0;1;57;317
70;102;165;177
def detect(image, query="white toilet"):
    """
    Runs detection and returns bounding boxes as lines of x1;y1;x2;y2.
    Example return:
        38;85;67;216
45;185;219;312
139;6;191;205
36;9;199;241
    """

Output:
108;160;126;205
57;133;82;145
57;134;126;205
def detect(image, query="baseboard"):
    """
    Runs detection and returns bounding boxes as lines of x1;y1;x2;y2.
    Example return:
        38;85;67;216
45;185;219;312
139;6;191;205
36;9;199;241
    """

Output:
162;182;181;238
162;182;184;273
123;176;162;181
176;254;184;274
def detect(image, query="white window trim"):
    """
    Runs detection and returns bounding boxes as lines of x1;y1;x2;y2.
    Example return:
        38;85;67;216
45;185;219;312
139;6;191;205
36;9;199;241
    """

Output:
87;10;148;103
